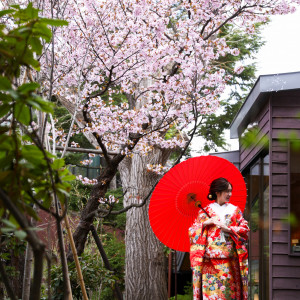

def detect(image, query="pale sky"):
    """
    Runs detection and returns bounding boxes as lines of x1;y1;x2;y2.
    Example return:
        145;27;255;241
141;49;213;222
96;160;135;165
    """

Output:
192;8;300;155
256;8;300;76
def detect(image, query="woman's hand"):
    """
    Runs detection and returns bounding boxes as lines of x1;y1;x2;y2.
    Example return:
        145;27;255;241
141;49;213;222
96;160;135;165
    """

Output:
203;218;232;233
203;217;222;227
218;224;232;233
203;217;218;227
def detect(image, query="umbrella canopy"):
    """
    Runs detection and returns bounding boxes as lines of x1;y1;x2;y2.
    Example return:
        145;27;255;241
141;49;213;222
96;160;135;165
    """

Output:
149;155;247;252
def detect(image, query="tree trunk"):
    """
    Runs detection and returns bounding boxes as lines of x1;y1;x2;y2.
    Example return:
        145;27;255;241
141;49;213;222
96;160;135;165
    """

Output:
22;243;33;300
69;164;119;258
119;148;171;300
8;243;25;299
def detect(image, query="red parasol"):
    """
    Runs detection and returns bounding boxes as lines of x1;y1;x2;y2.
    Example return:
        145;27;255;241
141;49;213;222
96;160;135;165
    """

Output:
149;155;247;252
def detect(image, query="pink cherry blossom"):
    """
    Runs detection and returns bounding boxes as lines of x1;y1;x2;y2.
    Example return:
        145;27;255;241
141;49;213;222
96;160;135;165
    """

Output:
3;0;300;185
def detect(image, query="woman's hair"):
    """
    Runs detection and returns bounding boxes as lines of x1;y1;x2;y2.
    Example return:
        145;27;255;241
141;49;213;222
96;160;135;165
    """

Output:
207;177;232;201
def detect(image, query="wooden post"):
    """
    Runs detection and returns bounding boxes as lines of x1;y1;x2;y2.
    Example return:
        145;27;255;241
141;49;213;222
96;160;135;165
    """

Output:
22;243;33;300
168;251;172;299
174;251;177;300
64;212;88;300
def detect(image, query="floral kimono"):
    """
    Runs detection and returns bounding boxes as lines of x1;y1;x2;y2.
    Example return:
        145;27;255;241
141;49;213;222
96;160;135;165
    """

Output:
189;203;249;300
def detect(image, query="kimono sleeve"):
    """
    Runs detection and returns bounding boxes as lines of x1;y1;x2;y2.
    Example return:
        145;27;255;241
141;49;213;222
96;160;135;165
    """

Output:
189;210;208;267
229;207;249;242
188;210;207;244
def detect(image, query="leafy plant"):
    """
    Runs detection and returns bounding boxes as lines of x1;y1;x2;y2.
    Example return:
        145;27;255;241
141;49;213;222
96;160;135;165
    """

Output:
0;1;71;223
49;251;115;300
47;232;125;300
68;180;93;211
98;232;125;300
0;3;73;299
0;232;26;287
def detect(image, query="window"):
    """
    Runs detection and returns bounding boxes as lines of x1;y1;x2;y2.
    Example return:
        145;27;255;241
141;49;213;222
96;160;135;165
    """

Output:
244;154;269;300
290;143;300;255
249;161;260;300
262;155;269;300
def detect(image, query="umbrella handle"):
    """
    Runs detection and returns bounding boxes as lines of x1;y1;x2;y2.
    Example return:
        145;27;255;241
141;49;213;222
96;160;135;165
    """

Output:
192;195;211;219
197;204;211;219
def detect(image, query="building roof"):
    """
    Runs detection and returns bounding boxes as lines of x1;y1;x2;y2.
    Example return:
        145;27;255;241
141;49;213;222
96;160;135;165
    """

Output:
230;71;300;138
209;150;240;168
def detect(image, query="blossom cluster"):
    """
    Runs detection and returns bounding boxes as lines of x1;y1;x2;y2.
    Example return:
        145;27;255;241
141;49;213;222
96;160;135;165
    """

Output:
241;122;259;138
80;159;93;166
76;175;97;185
98;195;119;204
71;141;80;148
146;164;170;175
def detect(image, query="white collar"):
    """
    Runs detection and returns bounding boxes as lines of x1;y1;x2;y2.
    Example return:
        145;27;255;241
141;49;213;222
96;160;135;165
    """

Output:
209;202;235;221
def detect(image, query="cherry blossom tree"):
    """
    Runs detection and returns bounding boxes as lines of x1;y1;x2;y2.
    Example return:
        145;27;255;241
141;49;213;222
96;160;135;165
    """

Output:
45;0;300;298
45;1;300;298
4;0;300;298
43;0;299;179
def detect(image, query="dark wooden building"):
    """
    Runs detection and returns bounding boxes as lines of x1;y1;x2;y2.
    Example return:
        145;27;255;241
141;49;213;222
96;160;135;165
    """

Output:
173;72;300;299
229;71;300;300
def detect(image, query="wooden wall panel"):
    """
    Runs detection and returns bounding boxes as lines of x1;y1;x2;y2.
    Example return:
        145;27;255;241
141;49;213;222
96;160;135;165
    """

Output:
273;118;300;129
272;185;288;197
272;207;288;219
272;174;288;185
273;290;300;300
272;129;300;139
272;196;288;208
239;102;270;170
273;255;300;266
273;266;300;278
272;243;288;254
272;106;300;117
272;231;289;243
240;122;269;159
271;152;288;163
272;220;289;231
273;278;300;289
272;162;288;173
272;92;300;106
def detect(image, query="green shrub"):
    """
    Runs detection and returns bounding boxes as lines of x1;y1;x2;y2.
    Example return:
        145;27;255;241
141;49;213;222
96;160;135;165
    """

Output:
99;232;125;299
68;180;93;211
46;232;125;299
49;252;115;299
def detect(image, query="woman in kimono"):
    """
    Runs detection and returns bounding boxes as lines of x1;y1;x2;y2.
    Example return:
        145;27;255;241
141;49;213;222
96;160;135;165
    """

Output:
189;177;249;300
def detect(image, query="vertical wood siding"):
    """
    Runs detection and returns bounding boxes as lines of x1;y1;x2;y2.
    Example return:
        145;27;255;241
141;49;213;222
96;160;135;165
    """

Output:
270;90;300;298
238;90;300;299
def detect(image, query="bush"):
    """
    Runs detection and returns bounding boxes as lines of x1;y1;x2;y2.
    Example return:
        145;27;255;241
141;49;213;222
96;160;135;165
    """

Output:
47;232;125;300
99;232;125;300
49;252;114;299
68;180;93;211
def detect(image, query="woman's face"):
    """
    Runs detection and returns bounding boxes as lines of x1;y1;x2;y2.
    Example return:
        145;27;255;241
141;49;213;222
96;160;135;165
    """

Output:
216;184;232;205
